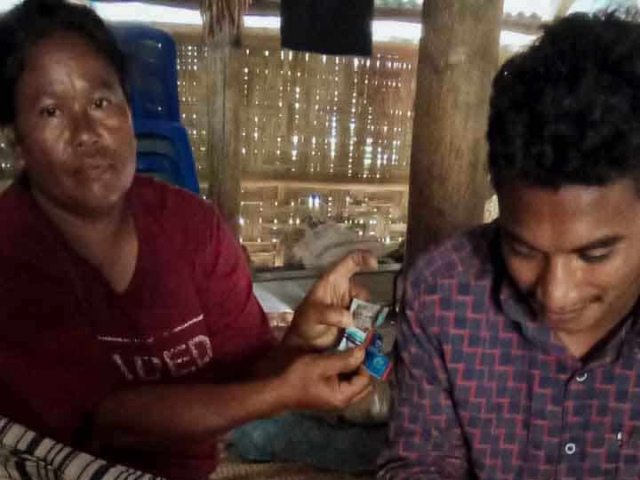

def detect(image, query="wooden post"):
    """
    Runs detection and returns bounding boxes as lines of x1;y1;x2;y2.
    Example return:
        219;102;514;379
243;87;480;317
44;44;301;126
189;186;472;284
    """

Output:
405;0;503;266
205;31;241;233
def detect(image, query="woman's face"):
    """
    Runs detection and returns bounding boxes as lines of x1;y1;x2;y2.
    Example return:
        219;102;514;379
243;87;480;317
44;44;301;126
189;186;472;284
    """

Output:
12;31;136;217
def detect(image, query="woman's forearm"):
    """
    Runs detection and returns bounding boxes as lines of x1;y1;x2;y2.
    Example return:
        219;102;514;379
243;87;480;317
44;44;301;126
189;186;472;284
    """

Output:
91;376;289;451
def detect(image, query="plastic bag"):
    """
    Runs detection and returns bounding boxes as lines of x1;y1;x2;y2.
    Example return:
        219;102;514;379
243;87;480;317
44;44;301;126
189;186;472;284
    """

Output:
340;378;392;425
292;222;385;269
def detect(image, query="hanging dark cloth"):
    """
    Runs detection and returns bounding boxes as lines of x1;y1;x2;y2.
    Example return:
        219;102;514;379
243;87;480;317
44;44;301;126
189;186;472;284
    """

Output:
281;0;374;56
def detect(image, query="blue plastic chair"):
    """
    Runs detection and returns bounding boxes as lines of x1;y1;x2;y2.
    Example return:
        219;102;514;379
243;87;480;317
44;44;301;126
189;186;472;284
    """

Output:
136;153;186;188
134;119;200;195
111;24;200;194
112;24;180;122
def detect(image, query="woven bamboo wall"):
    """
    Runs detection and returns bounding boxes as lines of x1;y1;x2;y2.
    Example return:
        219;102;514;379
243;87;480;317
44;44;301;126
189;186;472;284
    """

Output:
0;137;12;192
172;28;417;268
232;48;416;182
175;39;210;181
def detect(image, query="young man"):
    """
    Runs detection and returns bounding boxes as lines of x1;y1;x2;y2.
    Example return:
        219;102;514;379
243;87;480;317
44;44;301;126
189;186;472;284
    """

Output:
378;11;640;480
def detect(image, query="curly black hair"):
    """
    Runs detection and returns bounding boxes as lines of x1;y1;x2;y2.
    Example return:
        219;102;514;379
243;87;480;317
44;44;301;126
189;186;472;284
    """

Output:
488;10;640;191
0;0;126;127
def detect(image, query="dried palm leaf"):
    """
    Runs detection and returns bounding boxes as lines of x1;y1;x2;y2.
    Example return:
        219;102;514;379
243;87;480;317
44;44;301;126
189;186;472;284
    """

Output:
200;0;252;40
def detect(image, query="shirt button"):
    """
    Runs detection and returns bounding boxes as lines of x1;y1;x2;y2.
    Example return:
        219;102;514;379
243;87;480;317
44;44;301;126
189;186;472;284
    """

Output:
565;443;577;455
575;372;588;383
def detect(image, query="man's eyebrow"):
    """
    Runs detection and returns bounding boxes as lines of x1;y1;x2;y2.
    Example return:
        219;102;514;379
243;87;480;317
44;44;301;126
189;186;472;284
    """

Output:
573;235;624;252
500;228;542;252
502;228;624;253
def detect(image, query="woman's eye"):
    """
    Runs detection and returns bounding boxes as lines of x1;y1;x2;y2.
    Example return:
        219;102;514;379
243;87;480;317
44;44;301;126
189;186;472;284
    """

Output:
40;106;59;118
94;98;110;109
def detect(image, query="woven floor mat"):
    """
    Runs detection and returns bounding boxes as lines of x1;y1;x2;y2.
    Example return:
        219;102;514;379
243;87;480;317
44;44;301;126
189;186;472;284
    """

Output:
213;430;374;480
210;458;372;480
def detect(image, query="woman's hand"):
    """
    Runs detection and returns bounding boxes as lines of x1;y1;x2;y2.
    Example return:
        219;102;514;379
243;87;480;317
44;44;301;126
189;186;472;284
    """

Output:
277;347;373;411
282;250;378;350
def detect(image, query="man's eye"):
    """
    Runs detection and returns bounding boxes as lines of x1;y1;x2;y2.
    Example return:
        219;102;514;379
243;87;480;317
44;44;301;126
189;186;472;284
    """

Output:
506;242;537;258
40;106;59;118
579;249;612;263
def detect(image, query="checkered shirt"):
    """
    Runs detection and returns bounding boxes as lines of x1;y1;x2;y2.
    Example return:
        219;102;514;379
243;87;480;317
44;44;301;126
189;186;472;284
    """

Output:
377;223;640;480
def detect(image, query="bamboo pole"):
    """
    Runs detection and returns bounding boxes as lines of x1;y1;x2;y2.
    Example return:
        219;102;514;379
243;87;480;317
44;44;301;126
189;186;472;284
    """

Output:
200;0;250;232
405;0;503;266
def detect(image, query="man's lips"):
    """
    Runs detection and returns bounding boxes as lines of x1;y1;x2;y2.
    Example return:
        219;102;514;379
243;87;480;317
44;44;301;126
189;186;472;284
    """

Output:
539;307;585;323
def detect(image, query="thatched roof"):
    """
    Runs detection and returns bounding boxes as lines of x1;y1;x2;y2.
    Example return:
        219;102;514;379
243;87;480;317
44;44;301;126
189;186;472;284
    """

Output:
127;0;545;35
107;0;636;37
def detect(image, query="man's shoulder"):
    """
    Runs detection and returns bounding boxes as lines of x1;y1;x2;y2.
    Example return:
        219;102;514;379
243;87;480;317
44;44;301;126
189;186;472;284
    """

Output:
403;224;503;339
409;223;498;286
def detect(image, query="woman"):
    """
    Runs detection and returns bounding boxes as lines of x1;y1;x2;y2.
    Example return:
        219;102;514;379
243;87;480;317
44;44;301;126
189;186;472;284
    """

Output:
0;1;373;478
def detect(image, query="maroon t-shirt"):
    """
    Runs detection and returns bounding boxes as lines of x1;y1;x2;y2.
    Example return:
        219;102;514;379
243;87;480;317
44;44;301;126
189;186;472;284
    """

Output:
0;176;276;479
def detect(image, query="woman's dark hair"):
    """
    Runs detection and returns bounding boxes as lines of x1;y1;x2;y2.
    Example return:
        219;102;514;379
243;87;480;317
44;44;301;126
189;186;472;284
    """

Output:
0;0;127;127
488;10;640;191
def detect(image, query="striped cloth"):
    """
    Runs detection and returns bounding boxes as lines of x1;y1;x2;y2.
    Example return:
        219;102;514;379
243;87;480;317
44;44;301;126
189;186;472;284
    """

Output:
0;416;375;480
0;416;163;480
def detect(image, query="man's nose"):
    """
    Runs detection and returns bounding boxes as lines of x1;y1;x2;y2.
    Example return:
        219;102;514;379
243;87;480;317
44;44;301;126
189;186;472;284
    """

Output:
536;257;580;312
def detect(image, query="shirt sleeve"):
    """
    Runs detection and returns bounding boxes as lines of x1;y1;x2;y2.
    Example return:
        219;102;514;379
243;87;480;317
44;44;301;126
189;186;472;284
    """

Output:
194;203;277;379
0;258;109;446
377;267;470;480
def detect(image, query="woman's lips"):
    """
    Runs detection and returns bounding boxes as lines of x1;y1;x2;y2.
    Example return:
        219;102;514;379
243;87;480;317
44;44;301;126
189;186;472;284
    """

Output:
77;160;114;179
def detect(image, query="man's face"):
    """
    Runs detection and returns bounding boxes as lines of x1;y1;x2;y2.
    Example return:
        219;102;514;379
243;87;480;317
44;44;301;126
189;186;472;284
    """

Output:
12;32;136;217
498;179;640;343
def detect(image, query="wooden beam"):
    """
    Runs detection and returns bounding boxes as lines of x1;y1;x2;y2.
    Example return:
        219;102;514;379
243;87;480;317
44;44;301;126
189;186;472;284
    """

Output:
240;176;408;192
405;0;503;265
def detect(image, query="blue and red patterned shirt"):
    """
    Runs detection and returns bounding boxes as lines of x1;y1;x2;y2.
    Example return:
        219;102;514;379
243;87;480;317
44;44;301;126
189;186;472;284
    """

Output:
378;223;640;480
